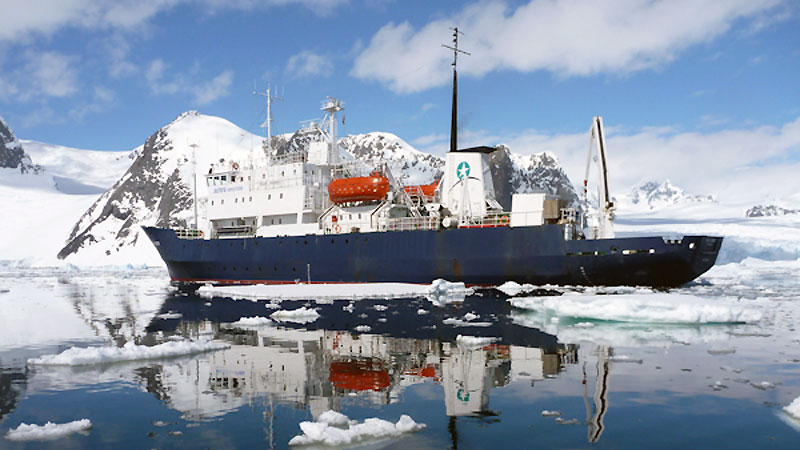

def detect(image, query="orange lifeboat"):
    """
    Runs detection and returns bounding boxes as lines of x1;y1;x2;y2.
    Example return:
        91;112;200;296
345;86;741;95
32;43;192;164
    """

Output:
402;179;440;199
328;172;390;204
329;360;391;391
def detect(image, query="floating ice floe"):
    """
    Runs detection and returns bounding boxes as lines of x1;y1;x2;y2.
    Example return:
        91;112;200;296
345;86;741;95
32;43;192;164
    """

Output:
198;283;432;302
5;419;92;441
609;355;643;364
541;410;562;417
288;410;425;446
784;396;800;420
27;340;230;366
750;381;777;390
155;312;183;320
426;279;474;307
442;317;492;327
509;293;762;324
510;311;747;348
555;418;579;425
231;316;273;327
455;335;499;349
270;307;320;324
354;325;372;332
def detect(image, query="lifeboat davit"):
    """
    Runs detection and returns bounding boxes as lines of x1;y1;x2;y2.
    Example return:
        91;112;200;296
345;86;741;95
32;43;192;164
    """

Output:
328;172;390;204
402;179;440;198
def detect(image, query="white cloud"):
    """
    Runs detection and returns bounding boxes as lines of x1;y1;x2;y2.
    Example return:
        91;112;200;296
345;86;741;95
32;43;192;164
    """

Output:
285;51;334;78
8;51;80;101
434;117;800;203
146;59;180;95
145;58;233;105
69;86;116;121
0;0;349;42
192;70;233;105
352;0;784;93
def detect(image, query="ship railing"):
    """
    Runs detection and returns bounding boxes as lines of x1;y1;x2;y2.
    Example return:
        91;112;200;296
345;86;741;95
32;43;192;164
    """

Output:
215;225;255;238
174;228;204;239
457;214;511;229
268;151;307;165
381;216;439;232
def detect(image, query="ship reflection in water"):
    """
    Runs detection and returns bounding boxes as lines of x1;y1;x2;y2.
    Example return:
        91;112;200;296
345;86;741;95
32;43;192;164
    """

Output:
137;291;612;446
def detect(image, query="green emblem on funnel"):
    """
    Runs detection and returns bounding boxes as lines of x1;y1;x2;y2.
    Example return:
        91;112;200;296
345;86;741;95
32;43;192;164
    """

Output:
457;161;470;180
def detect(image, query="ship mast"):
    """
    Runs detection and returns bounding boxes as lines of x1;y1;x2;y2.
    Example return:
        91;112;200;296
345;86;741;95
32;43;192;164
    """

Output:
254;84;283;152
442;27;470;153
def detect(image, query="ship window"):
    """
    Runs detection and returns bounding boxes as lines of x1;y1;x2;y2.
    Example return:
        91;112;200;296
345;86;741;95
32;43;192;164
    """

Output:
279;218;282;224
211;201;214;205
293;169;296;174
349;214;352;219
249;197;252;202
280;193;283;199
232;176;236;182
358;214;361;219
222;176;227;182
221;199;224;204
235;198;238;203
268;194;271;200
242;197;245;203
248;176;251;181
281;171;284;177
262;174;266;179
271;219;274;224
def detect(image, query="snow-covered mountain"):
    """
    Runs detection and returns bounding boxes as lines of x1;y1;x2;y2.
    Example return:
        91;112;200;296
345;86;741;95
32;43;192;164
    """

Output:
625;180;715;210
745;204;800;218
57;111;258;264
56;111;580;265
22;140;138;195
0;115;41;174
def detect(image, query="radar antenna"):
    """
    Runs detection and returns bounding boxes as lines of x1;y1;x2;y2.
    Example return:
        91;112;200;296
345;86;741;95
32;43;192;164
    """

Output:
442;27;470;153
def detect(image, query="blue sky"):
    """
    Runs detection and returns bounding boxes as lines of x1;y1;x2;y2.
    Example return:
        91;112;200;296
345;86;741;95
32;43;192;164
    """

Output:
1;0;799;199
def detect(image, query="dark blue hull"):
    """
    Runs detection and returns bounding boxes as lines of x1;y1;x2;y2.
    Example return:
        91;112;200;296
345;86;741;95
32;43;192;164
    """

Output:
143;225;722;288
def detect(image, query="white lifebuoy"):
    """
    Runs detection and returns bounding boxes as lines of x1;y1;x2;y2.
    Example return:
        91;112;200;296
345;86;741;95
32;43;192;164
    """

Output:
333;224;341;233
232;162;240;171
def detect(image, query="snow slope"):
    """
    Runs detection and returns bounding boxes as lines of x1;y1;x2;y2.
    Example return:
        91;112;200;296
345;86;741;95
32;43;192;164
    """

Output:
21;140;138;194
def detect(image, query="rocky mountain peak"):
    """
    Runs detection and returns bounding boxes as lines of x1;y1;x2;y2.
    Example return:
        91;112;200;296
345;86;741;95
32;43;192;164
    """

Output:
0;116;42;174
745;204;799;218
629;179;715;209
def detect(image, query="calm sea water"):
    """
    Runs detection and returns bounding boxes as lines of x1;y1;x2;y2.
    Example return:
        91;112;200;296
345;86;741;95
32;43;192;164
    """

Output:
1;267;798;449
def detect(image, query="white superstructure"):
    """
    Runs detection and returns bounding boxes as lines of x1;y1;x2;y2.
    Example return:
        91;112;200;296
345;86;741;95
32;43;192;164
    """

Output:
195;96;611;241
